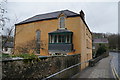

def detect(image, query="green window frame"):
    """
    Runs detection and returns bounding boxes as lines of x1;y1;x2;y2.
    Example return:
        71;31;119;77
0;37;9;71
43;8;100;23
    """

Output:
49;33;72;44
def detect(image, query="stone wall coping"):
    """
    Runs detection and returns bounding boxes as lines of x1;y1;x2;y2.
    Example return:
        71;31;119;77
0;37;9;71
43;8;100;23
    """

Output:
1;54;80;62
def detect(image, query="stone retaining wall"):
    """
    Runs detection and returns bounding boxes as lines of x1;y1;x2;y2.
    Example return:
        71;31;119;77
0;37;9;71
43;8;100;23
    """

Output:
89;52;109;67
2;54;80;79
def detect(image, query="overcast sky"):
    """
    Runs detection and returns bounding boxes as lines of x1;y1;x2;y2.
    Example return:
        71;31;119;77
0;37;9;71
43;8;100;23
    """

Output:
3;1;119;34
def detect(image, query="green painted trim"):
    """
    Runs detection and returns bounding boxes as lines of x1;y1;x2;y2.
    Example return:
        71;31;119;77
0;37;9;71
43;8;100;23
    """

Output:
49;43;72;44
49;32;73;35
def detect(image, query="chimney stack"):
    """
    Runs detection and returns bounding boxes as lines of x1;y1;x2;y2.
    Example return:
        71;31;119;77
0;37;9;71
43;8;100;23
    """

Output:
80;10;85;20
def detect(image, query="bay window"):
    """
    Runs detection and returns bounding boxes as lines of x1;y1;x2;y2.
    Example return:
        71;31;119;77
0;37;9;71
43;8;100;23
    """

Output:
49;34;72;44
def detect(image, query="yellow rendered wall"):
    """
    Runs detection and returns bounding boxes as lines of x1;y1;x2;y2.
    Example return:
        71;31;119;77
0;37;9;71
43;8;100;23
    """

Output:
14;16;92;69
79;18;92;70
14;17;82;55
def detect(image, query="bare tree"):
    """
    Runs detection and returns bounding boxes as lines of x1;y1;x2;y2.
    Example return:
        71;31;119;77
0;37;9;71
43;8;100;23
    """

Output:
93;32;120;51
0;0;8;30
0;0;46;54
15;39;46;54
0;0;19;48
2;16;18;47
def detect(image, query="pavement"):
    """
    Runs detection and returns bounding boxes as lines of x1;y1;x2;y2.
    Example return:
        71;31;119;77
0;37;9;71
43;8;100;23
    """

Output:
72;55;115;79
0;62;2;80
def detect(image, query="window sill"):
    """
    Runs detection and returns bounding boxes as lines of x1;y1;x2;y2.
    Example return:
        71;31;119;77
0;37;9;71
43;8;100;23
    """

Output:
49;43;72;44
59;28;66;29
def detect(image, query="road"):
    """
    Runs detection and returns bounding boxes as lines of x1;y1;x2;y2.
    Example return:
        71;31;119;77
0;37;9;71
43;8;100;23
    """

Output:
110;52;120;78
73;52;120;79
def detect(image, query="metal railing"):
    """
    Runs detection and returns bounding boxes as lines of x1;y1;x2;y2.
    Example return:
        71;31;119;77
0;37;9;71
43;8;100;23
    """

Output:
42;59;91;80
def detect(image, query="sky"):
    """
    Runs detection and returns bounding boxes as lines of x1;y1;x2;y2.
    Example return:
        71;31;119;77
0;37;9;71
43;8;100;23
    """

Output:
1;0;119;34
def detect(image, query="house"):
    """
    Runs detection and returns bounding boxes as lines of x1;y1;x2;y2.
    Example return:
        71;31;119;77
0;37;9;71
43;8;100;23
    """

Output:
92;38;109;54
0;36;2;52
1;35;14;54
14;10;92;69
2;42;14;54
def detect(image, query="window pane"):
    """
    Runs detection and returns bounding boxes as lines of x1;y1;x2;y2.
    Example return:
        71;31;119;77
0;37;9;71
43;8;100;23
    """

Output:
67;35;70;43
51;35;52;43
52;35;54;43
62;35;65;43
36;30;40;54
58;35;61;43
36;31;40;43
49;35;51;43
60;16;65;28
54;35;57;43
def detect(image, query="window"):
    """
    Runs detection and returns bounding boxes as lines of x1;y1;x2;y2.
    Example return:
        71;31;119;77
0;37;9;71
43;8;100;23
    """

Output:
54;35;57;43
66;35;70;43
61;35;66;43
5;48;8;51
51;35;54;43
36;30;40;54
58;35;62;43
49;35;51;43
49;34;72;44
36;31;40;43
59;16;65;28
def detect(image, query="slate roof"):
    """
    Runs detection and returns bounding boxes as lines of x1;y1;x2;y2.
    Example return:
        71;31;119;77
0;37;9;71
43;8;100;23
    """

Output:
16;10;80;25
49;29;73;34
93;38;108;43
4;42;14;48
15;10;92;34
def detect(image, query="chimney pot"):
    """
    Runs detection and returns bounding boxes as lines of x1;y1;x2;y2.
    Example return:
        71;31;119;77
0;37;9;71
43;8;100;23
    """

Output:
80;10;85;20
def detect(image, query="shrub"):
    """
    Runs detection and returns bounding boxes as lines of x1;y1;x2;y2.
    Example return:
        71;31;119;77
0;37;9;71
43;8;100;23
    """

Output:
12;53;38;59
96;44;107;57
92;51;96;59
2;53;10;58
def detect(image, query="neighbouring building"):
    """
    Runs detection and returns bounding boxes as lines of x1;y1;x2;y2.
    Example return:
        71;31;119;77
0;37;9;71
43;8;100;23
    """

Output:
0;36;2;52
92;38;109;53
2;42;14;54
14;10;92;69
2;35;14;54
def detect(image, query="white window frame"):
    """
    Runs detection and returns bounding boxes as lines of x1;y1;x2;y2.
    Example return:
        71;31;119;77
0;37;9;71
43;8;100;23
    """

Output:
59;16;65;29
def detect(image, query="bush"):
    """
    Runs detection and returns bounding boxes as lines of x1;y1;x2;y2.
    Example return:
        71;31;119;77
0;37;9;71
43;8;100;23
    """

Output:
12;53;38;59
92;51;96;59
96;44;107;58
2;53;10;58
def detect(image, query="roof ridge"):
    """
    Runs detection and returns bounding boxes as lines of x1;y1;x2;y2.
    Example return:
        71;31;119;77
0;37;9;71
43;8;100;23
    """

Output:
35;10;61;16
16;9;80;25
35;9;79;16
65;9;79;15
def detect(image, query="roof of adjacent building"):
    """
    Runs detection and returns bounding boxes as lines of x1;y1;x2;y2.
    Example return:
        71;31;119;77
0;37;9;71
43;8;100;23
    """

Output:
49;29;73;34
16;10;80;25
93;38;108;43
4;42;14;48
